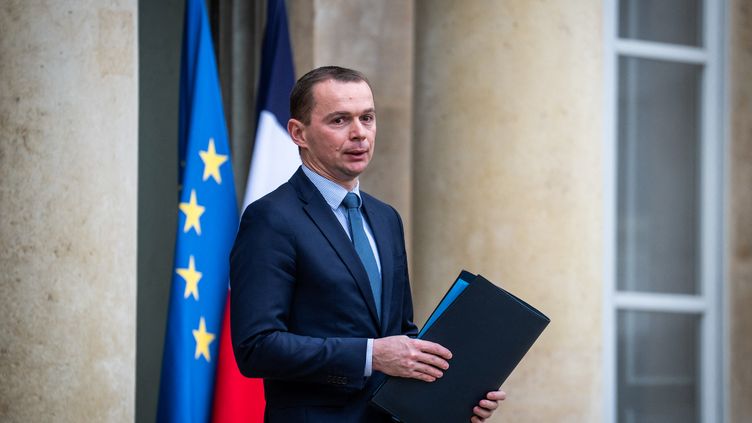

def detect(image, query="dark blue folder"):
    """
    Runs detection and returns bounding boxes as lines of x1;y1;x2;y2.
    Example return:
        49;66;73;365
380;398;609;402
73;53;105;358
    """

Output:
371;271;550;423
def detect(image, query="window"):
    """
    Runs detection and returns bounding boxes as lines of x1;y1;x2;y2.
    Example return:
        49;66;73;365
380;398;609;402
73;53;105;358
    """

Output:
604;1;725;422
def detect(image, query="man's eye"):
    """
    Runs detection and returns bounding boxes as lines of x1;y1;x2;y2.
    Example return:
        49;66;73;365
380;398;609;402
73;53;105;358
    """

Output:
361;115;374;122
332;117;345;125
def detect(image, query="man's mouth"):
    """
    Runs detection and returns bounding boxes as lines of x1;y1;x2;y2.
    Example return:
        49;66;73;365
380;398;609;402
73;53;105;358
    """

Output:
345;149;368;159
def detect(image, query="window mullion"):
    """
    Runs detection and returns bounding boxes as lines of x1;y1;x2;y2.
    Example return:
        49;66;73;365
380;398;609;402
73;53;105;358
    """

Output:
616;39;707;64
614;292;707;313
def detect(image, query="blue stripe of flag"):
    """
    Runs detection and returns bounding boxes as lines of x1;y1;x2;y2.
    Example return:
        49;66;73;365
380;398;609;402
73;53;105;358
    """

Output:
255;0;295;126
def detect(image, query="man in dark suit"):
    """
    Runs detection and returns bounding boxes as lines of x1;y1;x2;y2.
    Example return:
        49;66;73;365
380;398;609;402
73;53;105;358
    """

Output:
230;66;505;422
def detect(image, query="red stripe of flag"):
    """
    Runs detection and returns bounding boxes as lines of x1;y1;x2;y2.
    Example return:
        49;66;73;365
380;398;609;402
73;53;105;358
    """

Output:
211;296;265;422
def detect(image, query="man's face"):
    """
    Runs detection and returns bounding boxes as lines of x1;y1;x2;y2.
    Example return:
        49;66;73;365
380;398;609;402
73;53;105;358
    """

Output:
289;79;376;188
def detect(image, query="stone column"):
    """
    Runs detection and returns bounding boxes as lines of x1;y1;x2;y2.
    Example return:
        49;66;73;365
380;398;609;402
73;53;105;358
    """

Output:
729;0;752;420
0;2;138;421
413;1;603;421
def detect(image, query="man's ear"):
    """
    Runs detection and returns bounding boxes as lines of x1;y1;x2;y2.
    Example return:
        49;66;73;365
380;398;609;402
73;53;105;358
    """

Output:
288;118;307;149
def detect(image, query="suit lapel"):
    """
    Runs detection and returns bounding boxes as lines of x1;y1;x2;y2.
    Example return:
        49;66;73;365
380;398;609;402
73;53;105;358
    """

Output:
361;195;393;333
291;169;381;329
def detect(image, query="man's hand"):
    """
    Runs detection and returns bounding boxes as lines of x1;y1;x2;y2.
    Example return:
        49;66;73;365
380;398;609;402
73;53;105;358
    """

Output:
470;390;506;422
372;335;452;382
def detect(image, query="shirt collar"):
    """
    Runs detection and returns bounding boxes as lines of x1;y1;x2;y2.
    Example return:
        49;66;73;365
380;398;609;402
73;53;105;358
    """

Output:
301;164;361;210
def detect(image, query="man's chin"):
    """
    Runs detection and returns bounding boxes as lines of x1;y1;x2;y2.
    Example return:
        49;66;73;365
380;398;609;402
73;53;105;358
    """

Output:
342;161;370;176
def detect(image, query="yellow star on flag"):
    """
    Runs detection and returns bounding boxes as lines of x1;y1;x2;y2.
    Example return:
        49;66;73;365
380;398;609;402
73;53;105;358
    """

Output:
199;138;229;184
175;255;202;300
179;189;205;235
193;317;215;362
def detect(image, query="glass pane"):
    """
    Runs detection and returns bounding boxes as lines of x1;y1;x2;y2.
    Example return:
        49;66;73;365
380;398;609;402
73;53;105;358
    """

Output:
617;57;702;295
619;0;703;46
617;310;700;423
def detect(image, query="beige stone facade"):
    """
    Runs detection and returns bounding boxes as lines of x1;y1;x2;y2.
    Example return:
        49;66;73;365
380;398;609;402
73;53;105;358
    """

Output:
1;0;750;421
729;0;752;421
412;1;604;421
0;1;138;421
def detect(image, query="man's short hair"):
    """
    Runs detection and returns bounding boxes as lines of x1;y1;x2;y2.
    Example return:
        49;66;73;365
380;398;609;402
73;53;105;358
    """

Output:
290;66;372;124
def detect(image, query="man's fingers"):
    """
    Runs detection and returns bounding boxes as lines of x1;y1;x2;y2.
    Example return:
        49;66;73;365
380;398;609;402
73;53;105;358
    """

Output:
470;391;505;422
413;339;452;359
473;405;492;419
417;351;449;370
486;390;507;401
478;399;498;410
411;362;444;379
410;370;436;382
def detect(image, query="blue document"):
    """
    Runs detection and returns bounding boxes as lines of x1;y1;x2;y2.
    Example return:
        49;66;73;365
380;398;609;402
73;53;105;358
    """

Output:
418;275;470;338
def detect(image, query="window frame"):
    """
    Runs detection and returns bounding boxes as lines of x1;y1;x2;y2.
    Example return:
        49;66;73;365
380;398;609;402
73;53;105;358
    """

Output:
602;0;728;422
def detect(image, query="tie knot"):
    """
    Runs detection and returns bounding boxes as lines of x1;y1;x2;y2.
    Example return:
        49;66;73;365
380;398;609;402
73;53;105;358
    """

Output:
342;192;360;210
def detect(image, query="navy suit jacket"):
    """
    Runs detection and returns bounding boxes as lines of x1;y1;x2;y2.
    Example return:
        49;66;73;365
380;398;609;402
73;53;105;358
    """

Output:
230;167;418;422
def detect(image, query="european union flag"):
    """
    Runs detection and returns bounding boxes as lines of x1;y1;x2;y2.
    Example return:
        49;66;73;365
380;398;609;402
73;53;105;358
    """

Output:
157;0;238;421
211;1;297;420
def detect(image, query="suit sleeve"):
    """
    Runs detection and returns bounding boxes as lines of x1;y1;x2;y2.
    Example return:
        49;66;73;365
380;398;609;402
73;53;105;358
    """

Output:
394;207;419;338
230;201;367;390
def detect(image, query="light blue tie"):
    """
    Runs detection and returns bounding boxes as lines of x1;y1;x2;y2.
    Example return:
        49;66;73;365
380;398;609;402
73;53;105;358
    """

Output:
343;192;382;319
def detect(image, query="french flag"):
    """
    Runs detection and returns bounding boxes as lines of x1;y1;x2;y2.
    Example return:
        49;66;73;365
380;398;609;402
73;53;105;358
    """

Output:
211;0;299;421
242;0;301;210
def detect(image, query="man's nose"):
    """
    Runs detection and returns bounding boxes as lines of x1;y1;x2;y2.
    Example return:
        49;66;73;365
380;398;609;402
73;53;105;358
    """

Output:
349;119;367;140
